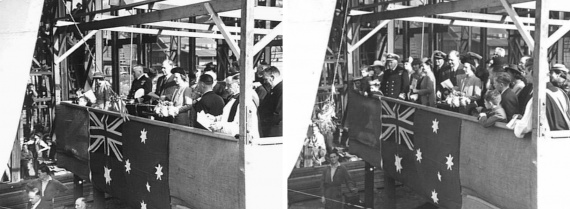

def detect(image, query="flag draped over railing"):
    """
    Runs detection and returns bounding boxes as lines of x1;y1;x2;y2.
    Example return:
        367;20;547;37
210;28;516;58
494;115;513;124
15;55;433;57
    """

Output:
88;111;170;209
381;102;462;209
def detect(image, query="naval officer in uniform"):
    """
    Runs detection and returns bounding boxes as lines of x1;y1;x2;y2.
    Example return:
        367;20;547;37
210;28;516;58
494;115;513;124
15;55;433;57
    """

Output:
381;53;410;100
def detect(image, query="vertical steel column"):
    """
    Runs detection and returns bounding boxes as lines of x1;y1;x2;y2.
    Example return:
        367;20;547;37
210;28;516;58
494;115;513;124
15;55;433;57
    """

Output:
188;17;196;73
111;10;120;93
480;8;488;63
428;0;435;54
402;1;410;58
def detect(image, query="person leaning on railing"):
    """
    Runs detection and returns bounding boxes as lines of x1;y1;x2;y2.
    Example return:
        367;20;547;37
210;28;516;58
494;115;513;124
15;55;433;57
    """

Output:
512;64;570;138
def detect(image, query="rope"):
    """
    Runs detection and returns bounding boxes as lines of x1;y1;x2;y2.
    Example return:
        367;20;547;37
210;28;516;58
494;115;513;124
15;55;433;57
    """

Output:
288;189;372;209
61;0;100;73
330;0;351;101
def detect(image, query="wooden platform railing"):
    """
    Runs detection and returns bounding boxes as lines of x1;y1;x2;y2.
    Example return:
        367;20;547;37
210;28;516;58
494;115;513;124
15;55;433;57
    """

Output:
55;102;282;209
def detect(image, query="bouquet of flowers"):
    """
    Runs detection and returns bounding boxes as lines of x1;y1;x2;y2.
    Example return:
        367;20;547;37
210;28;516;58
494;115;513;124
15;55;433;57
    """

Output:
153;101;176;117
445;91;471;108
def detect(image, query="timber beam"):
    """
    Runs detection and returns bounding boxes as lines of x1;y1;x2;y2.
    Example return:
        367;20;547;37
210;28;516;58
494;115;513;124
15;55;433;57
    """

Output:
253;23;283;55
76;0;241;31
500;0;535;49
205;2;241;58
349;20;391;52
547;20;570;48
351;0;535;23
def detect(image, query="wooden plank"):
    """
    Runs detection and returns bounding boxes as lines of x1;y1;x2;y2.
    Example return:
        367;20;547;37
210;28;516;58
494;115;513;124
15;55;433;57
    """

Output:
143;21;273;34
547;20;570;48
398;16;534;31
76;0;240;31
55;30;98;64
253;23;283;55
101;26;240;39
348;20;390;52
239;0;255;208
499;0;535;49
168;129;238;209
383;4;567;26
352;0;534;23
217;7;283;21
205;2;241;58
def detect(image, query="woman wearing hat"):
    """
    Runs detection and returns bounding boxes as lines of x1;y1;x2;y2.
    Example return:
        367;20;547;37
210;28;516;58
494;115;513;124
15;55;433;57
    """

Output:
505;64;526;95
170;67;195;126
410;58;436;107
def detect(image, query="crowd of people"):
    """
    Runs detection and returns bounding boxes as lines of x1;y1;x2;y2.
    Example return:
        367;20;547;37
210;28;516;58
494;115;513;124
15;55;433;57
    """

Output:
355;47;570;136
83;59;283;138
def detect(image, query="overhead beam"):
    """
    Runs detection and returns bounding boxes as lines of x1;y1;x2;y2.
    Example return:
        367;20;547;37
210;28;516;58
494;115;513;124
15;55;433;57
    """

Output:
253;23;283;55
218;7;283;22
348;20;390;52
547;20;570;48
352;7;567;26
205;2;241;58
55;0;166;21
103;26;240;39
514;1;570;12
349;0;407;10
74;14;275;34
76;0;240;31
500;0;535;49
55;30;98;64
351;0;534;23
144;21;273;34
398;16;534;31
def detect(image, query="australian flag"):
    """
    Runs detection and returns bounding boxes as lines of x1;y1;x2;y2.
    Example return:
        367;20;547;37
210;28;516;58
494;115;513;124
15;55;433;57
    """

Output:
88;111;128;200
381;100;462;209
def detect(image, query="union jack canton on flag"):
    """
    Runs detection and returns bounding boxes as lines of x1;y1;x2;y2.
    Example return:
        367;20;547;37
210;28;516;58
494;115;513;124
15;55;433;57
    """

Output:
380;100;415;150
89;111;124;162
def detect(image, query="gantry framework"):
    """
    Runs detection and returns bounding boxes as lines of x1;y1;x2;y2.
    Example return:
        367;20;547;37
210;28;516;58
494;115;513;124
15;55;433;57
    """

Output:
342;0;570;208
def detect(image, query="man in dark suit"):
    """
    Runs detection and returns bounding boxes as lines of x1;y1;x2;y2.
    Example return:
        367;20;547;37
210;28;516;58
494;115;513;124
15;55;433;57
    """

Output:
193;74;225;129
27;189;51;209
380;53;409;99
26;165;68;209
493;72;520;121
432;51;448;100
258;66;283;137
438;50;464;99
128;65;152;103
155;59;177;101
254;62;270;104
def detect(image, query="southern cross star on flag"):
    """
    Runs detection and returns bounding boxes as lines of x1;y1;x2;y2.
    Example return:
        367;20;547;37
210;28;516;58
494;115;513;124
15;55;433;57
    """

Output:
381;100;462;209
88;111;128;200
88;111;171;209
123;120;170;209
